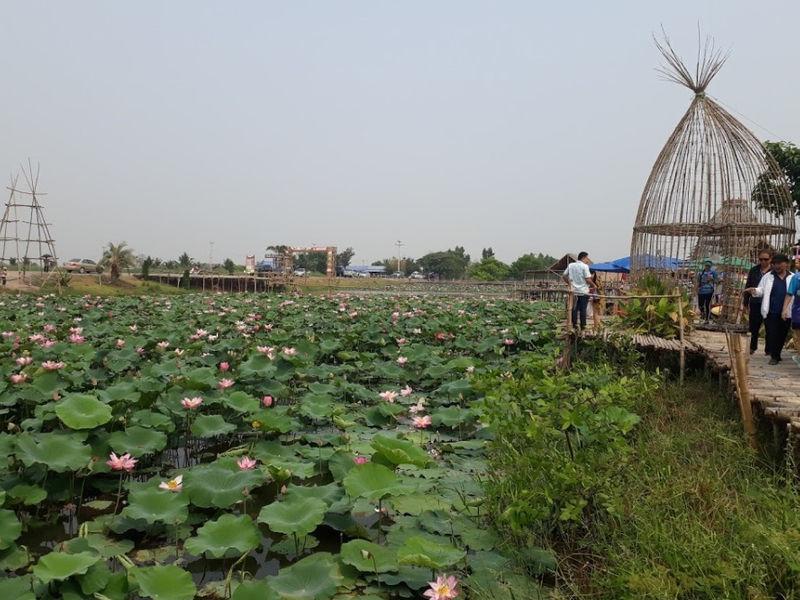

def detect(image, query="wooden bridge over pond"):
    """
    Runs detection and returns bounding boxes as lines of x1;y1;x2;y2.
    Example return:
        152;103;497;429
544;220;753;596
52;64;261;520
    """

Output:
591;324;800;449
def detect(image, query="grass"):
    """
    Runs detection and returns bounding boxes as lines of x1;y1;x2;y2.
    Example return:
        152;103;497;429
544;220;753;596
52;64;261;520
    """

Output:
558;378;800;599
41;274;186;296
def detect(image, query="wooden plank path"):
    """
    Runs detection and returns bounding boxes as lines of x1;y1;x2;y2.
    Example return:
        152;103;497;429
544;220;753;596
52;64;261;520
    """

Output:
592;325;800;432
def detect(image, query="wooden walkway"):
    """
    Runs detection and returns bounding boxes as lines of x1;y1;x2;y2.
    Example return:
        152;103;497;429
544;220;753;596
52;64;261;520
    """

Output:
594;325;800;431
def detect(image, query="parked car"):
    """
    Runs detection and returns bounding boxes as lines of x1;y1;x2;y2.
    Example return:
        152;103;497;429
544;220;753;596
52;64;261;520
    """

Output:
255;260;275;273
63;258;98;273
409;271;425;280
293;268;307;277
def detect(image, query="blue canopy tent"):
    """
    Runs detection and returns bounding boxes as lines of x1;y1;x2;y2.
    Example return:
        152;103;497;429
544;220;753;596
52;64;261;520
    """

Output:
589;256;631;274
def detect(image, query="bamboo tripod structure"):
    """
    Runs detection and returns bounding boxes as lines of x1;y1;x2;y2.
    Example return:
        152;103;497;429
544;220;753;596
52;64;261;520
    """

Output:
0;161;59;286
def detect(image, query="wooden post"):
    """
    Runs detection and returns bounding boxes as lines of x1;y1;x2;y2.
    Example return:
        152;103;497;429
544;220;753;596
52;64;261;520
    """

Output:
727;331;758;450
566;291;574;334
675;290;685;385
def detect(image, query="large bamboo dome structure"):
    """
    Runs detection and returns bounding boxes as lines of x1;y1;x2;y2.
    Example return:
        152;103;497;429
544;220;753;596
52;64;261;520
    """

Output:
630;35;795;324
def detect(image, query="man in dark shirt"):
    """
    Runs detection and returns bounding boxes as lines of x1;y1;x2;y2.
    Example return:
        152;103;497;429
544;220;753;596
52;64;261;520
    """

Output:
743;250;772;354
746;253;792;365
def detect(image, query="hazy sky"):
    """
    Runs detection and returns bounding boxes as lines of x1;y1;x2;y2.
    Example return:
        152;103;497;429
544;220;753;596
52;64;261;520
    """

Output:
1;1;799;266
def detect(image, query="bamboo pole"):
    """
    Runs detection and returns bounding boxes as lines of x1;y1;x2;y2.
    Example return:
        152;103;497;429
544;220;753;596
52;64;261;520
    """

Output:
675;290;685;385
726;331;758;450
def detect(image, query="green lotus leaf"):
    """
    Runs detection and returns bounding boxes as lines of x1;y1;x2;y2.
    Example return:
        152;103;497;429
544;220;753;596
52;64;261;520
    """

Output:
258;496;327;537
343;463;406;501
238;354;277;379
370;435;431;468
9;483;47;505
430;405;475;428
224;390;260;413
191;414;236;438
389;493;451;515
339;539;398;573
184;460;264;508
267;552;342;600
33;550;100;584
251;407;300;434
15;432;92;472
54;393;113;430
0;574;36;600
185;514;261;558
77;561;112;595
298;394;333;421
121;485;189;524
133;564;197;600
64;533;134;558
284;482;344;508
231;580;279;600
397;535;466;569
183;367;217;389
0;544;30;571
0;508;22;550
108;426;167;456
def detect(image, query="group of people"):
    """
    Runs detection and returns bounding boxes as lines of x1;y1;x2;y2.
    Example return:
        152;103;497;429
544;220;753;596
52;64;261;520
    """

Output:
743;251;800;365
562;250;800;366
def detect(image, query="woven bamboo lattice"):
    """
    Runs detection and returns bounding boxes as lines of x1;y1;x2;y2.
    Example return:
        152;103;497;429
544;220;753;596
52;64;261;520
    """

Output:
631;34;795;325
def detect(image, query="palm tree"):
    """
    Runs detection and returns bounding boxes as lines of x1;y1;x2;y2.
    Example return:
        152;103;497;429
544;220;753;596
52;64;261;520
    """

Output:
100;242;135;282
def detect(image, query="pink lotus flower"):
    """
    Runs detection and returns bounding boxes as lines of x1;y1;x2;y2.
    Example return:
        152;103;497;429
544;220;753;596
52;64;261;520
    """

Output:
262;395;274;407
400;385;413;397
156;341;170;350
1;331;16;338
15;356;32;366
43;323;56;333
29;333;45;343
129;324;138;332
116;339;126;348
181;397;203;410
107;452;137;472
396;356;408;366
237;456;257;470
218;378;235;390
41;360;65;371
466;366;475;374
423;574;460;600
379;390;398;403
353;456;369;465
69;333;85;344
173;348;184;357
396;338;407;346
158;475;183;492
136;347;145;355
503;338;515;346
412;415;432;429
69;326;83;334
409;399;427;414
282;347;297;357
10;373;28;384
42;339;56;349
219;362;230;372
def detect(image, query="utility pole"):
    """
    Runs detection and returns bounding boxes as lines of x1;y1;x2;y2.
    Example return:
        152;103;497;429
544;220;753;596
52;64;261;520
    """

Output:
395;240;404;274
209;241;214;271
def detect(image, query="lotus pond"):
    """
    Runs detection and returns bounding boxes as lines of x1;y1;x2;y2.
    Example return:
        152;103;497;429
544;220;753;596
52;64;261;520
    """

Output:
0;292;558;599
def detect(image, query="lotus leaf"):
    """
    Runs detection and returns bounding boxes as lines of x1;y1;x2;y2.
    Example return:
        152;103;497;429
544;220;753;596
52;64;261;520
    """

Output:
191;414;236;438
0;508;22;549
9;483;47;505
267;552;342;600
258;496;327;537
231;580;279;600
0;544;29;570
339;539;398;573
54;394;112;430
223;390;259;413
185;514;261;558
133;564;197;600
397;535;465;569
15;432;92;472
298;394;333;421
121;485;189;524
108;426;167;456
343;463;406;501
33;550;100;584
184;461;264;508
430;405;475;428
370;435;431;467
284;482;344;508
77;561;112;595
0;575;35;600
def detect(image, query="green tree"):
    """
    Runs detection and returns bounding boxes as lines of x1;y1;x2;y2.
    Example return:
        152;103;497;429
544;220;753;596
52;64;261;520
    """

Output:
372;257;418;276
223;258;236;275
295;253;327;273
336;247;355;269
754;141;800;216
481;247;495;260
417;248;470;279
178;252;192;269
509;253;558;279
141;256;154;278
100;242;136;282
469;257;510;280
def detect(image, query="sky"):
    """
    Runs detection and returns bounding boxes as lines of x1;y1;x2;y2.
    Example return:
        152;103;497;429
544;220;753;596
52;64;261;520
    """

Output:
1;1;799;266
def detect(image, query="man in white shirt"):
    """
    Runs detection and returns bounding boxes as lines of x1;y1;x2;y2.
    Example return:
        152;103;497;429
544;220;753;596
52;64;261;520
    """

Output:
562;252;593;330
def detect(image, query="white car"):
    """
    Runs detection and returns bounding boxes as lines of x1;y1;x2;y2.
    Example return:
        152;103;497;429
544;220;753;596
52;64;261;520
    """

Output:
293;268;307;277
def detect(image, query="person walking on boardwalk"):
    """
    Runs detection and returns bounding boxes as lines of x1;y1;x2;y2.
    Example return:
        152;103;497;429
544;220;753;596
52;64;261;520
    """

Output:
743;250;773;354
746;253;793;365
562;252;593;331
696;259;718;324
783;270;800;367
